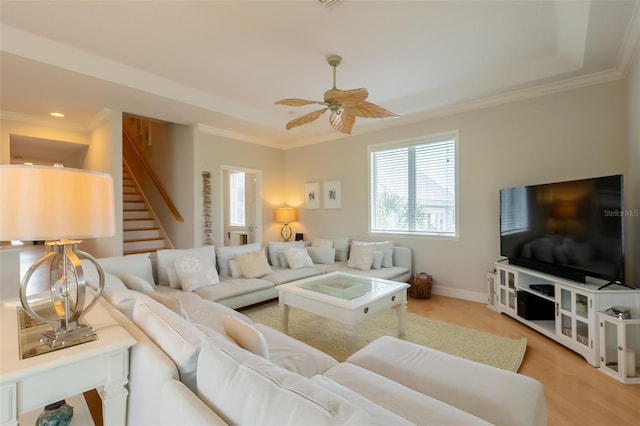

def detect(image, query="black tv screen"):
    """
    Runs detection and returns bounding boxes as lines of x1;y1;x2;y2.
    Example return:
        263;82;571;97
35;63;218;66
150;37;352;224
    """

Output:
500;174;624;284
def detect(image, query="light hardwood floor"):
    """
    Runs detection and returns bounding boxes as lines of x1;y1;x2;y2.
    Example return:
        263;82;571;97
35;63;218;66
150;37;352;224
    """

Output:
16;245;639;425
407;295;640;426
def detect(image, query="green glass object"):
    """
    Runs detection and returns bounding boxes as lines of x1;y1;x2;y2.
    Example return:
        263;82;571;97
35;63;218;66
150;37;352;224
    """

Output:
36;400;74;426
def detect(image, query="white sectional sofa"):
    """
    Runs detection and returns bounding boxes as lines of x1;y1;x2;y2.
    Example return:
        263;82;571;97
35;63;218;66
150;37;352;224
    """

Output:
125;239;413;310
85;251;548;426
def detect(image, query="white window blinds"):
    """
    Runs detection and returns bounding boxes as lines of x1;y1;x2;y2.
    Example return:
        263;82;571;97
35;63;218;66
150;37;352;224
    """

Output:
370;135;457;236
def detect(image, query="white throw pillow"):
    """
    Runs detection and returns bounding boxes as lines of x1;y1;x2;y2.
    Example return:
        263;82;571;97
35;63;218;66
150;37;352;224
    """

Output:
215;243;261;277
121;273;156;293
267;241;305;267
307;247;336;265
234;250;273;278
156;247;216;287
375;241;394;268
98;253;155;286
133;298;206;392
347;242;375;271
167;267;180;289
311;238;334;249
372;250;384;270
174;253;220;292
220;315;269;359
285;247;314;269
146;291;190;320
228;259;243;278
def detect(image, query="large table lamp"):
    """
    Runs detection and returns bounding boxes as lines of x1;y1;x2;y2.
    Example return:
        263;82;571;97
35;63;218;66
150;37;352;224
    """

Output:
276;207;297;242
0;165;116;349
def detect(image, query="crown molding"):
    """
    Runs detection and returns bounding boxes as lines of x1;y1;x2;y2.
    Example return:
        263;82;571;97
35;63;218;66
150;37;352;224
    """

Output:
196;124;283;149
616;0;640;75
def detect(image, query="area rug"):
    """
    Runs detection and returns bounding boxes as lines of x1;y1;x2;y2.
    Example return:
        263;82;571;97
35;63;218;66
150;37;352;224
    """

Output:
243;302;527;372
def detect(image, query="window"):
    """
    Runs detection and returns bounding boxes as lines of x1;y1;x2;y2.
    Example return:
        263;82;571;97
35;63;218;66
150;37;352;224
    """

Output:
229;171;245;226
370;133;457;237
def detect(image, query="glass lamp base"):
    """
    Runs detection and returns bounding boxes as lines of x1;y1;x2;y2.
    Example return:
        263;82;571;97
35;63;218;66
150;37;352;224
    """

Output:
36;400;74;426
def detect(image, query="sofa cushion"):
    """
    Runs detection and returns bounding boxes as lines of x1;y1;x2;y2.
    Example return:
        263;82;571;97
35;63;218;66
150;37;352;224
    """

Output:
146;291;190;320
322;362;491;425
215;243;261;277
253;324;338;377
160;380;229;426
156;247;216;287
195;277;274;302
221;315;269;359
284;247;314;269
333;238;350;261
98;253;155;286
133;298;206;392
347;241;375;270
311;238;334;248
375;241;394;268
310;375;413;426
101;287;146;320
346;336;547;426
121;272;156;293
267;241;305;267
372;250;384;269
307;247;336;265
261;267;323;285
197;339;370;426
228;259;242;278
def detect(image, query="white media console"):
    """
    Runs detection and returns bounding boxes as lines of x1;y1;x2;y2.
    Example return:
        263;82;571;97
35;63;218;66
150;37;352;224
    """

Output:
492;261;640;373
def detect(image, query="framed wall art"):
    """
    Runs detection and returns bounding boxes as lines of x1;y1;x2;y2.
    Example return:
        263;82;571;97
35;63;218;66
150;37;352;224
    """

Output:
304;182;320;209
323;181;342;209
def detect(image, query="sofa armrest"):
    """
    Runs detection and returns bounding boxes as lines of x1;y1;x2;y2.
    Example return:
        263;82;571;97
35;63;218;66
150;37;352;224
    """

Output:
392;246;412;271
160;380;229;425
347;336;547;426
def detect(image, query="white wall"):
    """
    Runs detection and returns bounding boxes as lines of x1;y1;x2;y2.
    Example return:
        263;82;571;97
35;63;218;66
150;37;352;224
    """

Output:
284;80;628;301
627;50;640;286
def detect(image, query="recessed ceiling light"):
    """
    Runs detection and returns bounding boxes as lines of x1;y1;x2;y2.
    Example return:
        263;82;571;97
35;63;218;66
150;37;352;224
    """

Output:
50;112;65;118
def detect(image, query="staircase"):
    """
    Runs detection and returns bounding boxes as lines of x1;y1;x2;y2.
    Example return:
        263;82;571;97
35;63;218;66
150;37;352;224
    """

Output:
122;163;171;255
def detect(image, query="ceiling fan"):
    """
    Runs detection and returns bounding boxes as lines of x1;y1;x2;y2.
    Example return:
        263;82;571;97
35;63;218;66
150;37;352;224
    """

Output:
275;55;398;135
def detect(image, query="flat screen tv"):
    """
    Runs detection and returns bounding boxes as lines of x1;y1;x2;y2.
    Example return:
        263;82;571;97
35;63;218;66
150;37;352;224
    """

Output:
500;174;625;285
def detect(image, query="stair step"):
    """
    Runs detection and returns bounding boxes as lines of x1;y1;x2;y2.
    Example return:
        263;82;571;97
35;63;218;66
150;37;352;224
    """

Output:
124;239;166;252
123;178;134;186
124;210;152;220
124;229;162;240
124;201;146;210
123;193;143;202
124;219;156;230
123;187;138;195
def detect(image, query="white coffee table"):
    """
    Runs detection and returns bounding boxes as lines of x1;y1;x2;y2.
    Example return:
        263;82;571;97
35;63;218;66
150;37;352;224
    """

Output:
278;272;409;354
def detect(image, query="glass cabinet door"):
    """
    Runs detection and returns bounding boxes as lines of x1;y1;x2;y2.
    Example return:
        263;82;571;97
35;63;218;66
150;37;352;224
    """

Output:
558;286;591;348
600;316;620;374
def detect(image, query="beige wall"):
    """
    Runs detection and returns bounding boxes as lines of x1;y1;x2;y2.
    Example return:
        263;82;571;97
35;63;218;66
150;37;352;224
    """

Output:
194;128;286;248
284;80;628;300
627;51;640;286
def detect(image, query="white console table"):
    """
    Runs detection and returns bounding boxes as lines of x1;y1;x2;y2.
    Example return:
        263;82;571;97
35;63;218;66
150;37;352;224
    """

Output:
0;298;136;426
493;261;640;367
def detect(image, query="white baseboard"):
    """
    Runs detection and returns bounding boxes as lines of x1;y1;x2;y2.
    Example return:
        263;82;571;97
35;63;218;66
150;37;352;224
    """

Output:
430;285;488;304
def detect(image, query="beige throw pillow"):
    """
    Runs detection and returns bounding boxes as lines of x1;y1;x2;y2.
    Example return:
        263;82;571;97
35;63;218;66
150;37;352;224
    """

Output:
234;250;273;278
221;315;269;360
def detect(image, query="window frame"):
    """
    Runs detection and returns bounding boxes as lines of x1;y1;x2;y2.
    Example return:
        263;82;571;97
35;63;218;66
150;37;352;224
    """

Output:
368;131;460;239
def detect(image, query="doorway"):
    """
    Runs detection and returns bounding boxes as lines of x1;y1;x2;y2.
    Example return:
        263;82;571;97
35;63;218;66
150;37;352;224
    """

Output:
220;166;262;247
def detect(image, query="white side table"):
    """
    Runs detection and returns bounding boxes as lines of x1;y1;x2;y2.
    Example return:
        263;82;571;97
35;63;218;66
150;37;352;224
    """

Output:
0;298;136;426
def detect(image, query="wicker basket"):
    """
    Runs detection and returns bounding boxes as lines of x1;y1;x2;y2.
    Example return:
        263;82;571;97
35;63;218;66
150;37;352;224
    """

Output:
408;272;433;299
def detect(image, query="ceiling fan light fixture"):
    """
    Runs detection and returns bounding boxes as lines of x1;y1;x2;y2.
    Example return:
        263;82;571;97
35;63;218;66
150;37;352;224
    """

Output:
275;54;398;135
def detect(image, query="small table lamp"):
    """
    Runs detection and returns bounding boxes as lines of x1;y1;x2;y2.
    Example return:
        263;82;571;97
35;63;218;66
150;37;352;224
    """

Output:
276;207;297;242
0;165;115;349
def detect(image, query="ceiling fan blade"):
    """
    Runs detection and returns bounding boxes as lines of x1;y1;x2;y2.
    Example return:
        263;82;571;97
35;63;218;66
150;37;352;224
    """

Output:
329;109;356;135
329;88;369;105
349;101;399;119
285;108;328;130
275;98;326;107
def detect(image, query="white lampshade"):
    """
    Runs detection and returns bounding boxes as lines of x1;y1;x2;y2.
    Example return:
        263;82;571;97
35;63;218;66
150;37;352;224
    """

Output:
276;207;297;224
0;165;116;241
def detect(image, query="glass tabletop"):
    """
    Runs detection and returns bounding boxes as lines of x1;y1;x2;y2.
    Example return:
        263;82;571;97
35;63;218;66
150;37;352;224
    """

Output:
297;274;396;300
